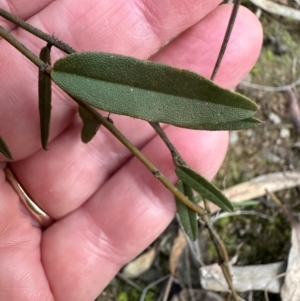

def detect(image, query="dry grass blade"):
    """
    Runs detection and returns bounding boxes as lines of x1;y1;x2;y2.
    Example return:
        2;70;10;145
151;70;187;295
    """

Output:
222;171;300;202
249;0;300;20
267;191;300;300
280;220;300;300
286;88;300;133
122;247;156;279
201;262;285;293
169;229;187;276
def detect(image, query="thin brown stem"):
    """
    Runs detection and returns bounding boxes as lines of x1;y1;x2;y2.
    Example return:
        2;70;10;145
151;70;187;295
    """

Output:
0;9;75;54
149;122;185;166
203;213;239;301
149;123;238;299
0;25;46;68
208;2;252;297
210;0;241;81
75;102;205;215
0;7;205;219
0;8;237;298
203;198;211;215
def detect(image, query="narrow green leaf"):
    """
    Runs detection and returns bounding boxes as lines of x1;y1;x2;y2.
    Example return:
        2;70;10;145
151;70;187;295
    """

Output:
78;105;101;143
0;136;13;159
51;52;259;130
176;181;198;241
176;165;234;212
39;44;52;150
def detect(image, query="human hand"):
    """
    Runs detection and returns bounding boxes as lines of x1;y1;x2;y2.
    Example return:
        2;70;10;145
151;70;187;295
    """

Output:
0;1;262;300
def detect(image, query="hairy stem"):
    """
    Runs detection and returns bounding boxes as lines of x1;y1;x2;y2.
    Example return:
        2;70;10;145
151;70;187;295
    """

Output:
0;9;75;54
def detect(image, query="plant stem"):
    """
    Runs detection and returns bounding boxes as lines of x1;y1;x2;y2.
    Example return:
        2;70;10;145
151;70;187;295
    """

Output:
0;9;75;54
203;213;239;301
149;122;186;166
151;119;238;297
0;8;203;215
0;8;237;298
149;123;238;300
209;1;241;297
210;0;241;81
0;25;46;68
75;101;205;215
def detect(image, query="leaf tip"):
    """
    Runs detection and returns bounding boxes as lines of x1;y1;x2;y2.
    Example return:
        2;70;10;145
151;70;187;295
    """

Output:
176;165;234;213
41;138;49;151
0;137;13;160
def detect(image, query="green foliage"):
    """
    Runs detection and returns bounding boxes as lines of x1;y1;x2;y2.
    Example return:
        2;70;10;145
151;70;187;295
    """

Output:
51;52;259;131
175;181;198;241
266;49;273;61
78;105;101;143
0;136;13;159
212;204;291;265
176;165;234;212
0;7;263;241
117;292;128;301
143;291;156;301
117;288;156;301
38;44;52;150
207;239;218;261
250;65;259;75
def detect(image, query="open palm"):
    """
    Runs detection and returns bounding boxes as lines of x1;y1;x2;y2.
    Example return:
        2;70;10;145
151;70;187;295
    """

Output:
0;1;262;300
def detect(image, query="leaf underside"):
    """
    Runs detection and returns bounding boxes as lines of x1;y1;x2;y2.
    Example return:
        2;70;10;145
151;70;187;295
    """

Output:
176;181;198;241
176;165;234;212
51;52;259;131
38;45;52;150
0;137;13;160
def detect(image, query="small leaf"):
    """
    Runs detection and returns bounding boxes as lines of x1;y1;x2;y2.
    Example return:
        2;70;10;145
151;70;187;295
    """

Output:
176;181;198;241
0;136;13;159
176;165;234;212
78;105;101;143
51;52;259;130
38;44;52;150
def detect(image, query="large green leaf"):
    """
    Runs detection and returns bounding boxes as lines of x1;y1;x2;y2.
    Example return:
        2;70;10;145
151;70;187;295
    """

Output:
51;52;258;130
176;181;198;241
0;136;13;159
176;165;234;212
38;45;52;150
